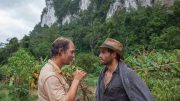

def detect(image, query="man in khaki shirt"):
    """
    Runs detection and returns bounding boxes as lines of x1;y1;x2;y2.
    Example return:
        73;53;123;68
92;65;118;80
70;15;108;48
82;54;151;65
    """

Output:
38;37;86;101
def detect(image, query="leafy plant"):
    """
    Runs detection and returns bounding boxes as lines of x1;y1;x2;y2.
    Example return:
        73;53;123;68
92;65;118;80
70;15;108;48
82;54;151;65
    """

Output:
74;53;101;75
1;48;40;101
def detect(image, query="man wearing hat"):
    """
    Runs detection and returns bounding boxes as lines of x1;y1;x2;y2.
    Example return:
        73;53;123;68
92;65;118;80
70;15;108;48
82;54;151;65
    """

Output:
95;38;154;101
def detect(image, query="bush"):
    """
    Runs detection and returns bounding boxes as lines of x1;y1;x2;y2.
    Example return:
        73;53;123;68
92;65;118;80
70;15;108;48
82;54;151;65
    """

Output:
0;68;4;81
8;84;29;101
1;48;41;101
150;78;180;101
125;50;180;101
74;53;101;76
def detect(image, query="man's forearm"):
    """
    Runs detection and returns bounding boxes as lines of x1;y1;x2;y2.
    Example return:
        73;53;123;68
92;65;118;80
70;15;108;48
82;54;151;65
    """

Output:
66;79;80;101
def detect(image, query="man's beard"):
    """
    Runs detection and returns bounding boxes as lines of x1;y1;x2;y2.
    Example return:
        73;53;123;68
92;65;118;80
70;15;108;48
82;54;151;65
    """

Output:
102;58;113;65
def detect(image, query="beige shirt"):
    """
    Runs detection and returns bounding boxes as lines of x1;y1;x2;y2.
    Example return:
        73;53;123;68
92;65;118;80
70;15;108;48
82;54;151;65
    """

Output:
38;60;69;101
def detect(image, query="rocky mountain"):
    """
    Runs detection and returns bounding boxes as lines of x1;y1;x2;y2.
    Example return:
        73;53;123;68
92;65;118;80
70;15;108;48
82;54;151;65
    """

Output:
28;0;179;59
40;0;174;27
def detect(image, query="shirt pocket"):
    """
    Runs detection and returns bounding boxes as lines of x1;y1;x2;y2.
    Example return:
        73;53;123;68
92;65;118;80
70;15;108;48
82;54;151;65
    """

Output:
108;82;124;95
108;85;121;95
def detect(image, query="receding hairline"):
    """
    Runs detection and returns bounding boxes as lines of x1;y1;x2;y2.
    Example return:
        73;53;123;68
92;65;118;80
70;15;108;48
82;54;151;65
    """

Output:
52;37;73;45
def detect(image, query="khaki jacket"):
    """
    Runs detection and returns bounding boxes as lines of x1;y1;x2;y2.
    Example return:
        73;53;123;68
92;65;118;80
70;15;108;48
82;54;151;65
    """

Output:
38;60;69;101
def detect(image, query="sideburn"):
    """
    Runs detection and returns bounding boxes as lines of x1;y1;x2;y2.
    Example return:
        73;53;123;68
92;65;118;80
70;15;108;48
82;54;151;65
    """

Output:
104;56;113;65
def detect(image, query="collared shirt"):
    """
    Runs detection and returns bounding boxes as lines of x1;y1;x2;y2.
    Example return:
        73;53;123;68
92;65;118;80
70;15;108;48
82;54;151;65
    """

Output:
99;64;130;101
38;59;69;101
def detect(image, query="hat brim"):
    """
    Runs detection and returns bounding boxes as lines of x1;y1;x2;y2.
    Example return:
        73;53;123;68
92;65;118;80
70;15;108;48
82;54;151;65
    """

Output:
99;44;122;56
99;44;115;50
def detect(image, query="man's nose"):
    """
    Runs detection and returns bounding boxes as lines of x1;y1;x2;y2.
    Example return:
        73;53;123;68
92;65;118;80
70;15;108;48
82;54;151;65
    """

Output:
99;53;102;58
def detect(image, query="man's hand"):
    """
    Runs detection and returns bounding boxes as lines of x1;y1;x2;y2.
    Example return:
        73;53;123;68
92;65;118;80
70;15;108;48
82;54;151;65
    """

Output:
73;69;86;81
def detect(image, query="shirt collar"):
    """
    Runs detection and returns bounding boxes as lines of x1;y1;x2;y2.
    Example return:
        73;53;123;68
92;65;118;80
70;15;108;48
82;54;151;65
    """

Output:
104;63;119;74
114;63;119;73
48;59;62;74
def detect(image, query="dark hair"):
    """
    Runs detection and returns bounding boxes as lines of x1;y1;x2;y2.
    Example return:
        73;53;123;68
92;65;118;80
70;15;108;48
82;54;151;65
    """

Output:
107;48;124;61
51;37;72;57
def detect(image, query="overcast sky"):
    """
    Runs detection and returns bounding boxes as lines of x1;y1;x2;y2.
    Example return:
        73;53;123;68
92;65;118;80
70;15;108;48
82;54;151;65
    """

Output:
0;0;45;43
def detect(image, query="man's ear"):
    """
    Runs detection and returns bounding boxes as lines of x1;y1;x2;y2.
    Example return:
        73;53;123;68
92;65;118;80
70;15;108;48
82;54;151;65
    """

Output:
58;49;63;56
111;52;116;58
58;52;62;56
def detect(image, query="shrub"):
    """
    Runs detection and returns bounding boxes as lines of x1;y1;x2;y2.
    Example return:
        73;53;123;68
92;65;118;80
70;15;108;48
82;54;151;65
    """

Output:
74;53;101;75
1;48;41;101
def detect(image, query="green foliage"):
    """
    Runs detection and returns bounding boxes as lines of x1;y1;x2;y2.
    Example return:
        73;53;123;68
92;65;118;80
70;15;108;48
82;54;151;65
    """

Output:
125;50;179;77
150;78;180;101
0;37;19;64
95;0;114;21
0;1;180;100
74;53;101;75
2;48;39;82
111;5;169;51
1;48;41;101
8;84;29;101
167;0;180;27
61;53;101;87
53;0;79;23
125;50;180;101
151;26;180;49
29;25;60;58
0;67;3;80
20;35;30;49
27;1;180;55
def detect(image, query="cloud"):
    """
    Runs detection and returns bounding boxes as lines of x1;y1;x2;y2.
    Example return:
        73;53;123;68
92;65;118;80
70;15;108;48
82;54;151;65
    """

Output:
0;0;45;43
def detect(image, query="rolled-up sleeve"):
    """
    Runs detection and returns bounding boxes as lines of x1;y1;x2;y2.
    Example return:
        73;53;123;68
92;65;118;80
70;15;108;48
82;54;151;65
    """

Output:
44;76;66;101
